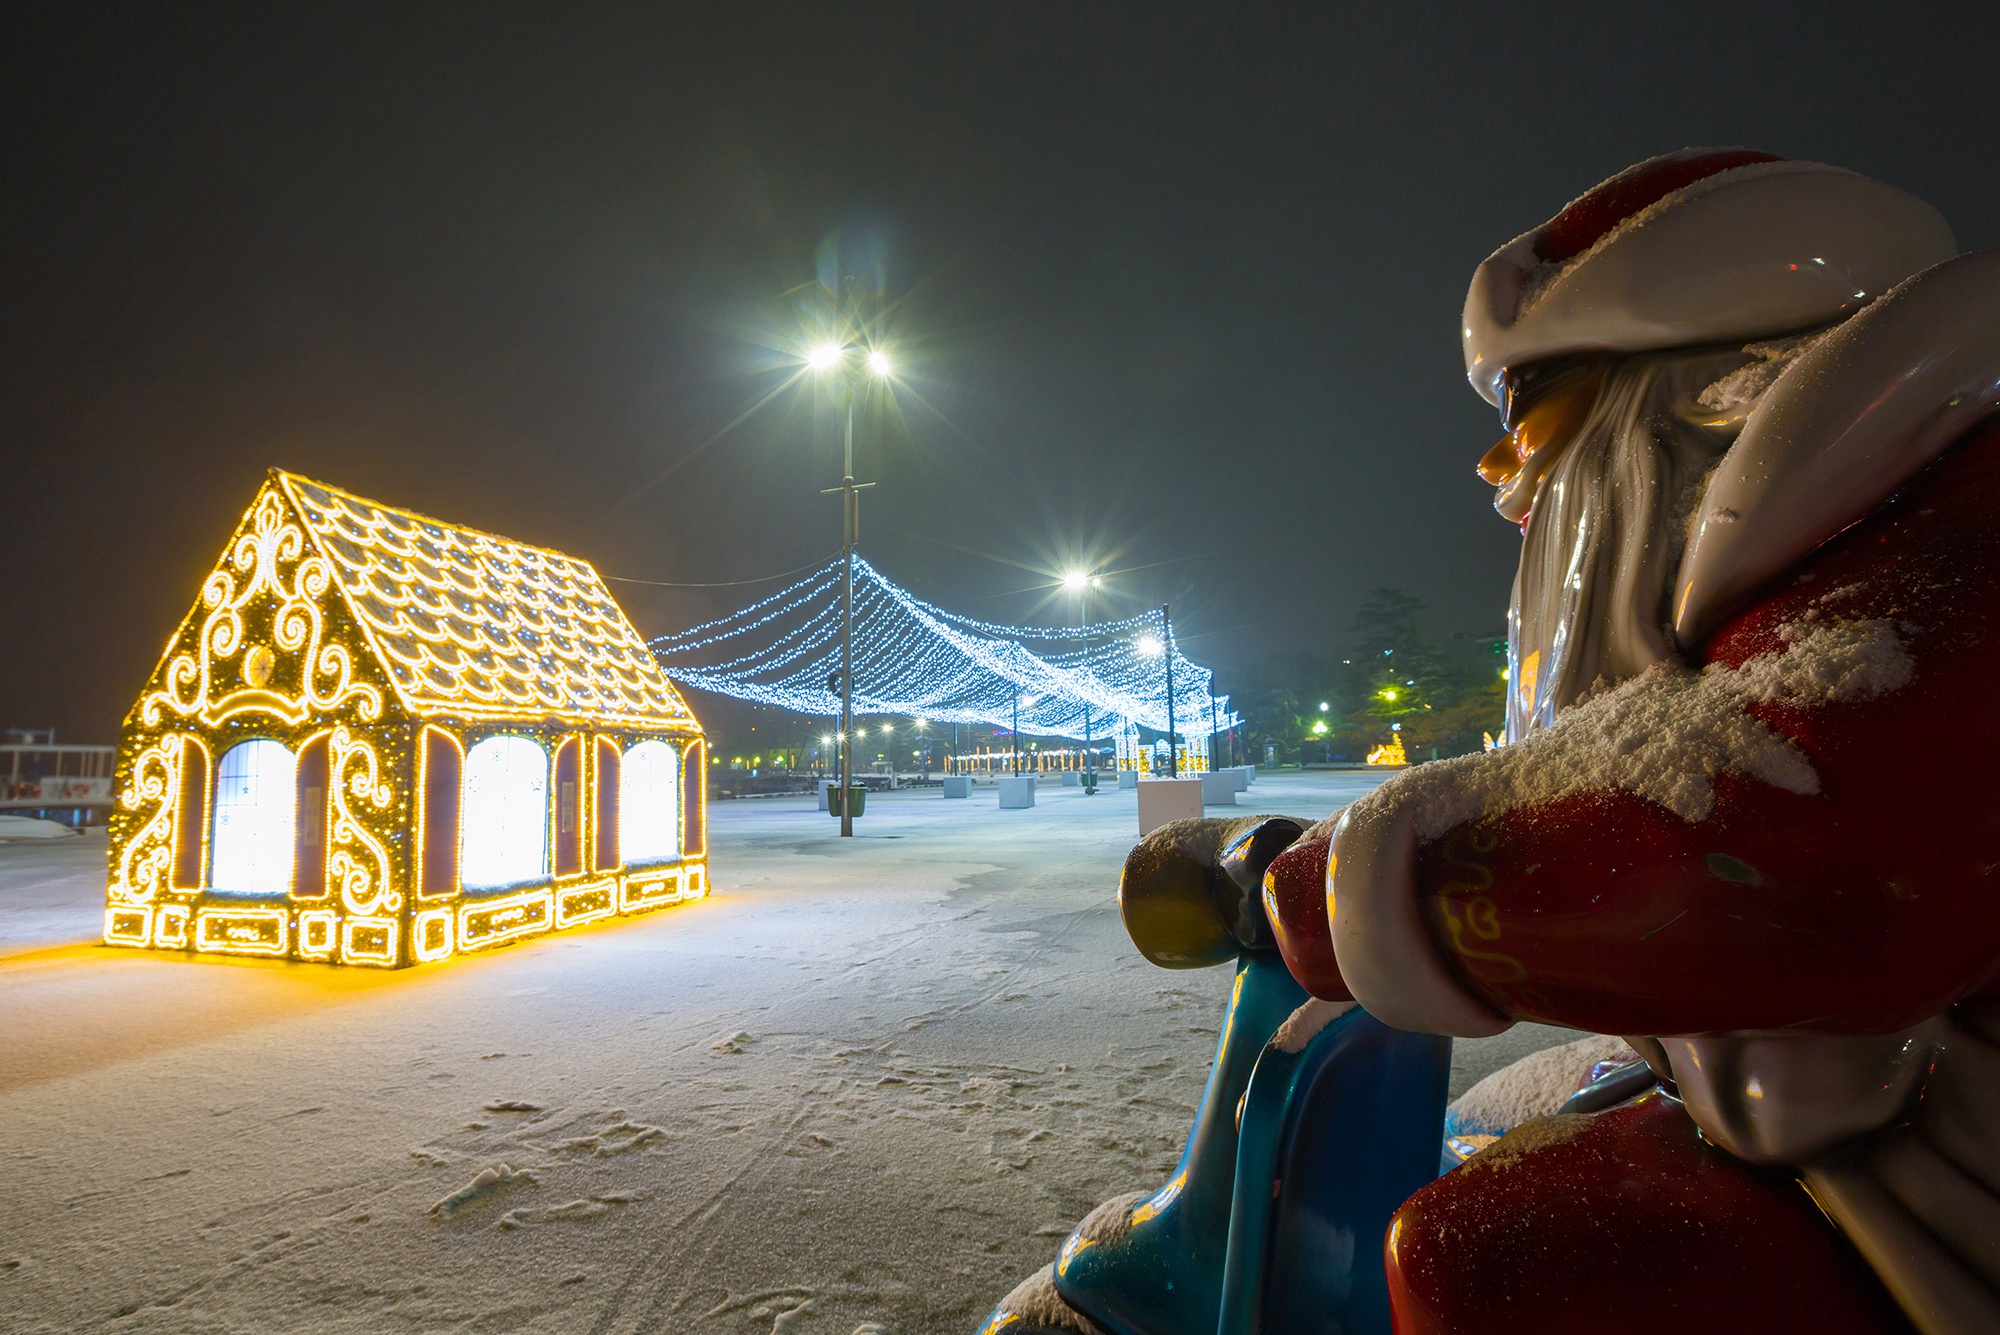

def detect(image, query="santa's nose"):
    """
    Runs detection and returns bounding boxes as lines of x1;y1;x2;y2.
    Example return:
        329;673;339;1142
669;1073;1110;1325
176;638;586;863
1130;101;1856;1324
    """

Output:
1477;435;1520;485
1476;371;1602;503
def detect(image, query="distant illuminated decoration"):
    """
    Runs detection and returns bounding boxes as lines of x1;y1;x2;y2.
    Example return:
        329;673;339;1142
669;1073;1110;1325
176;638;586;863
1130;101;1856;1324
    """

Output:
1366;734;1408;767
210;739;297;896
621;740;681;863
461;736;549;890
648;556;1238;754
104;471;708;967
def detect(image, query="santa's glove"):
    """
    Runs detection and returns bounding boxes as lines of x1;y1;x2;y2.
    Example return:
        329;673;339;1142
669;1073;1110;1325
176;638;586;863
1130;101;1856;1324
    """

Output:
1118;816;1309;968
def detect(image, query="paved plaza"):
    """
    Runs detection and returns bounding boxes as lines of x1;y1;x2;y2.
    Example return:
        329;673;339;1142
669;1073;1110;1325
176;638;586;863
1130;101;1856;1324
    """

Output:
0;772;1572;1334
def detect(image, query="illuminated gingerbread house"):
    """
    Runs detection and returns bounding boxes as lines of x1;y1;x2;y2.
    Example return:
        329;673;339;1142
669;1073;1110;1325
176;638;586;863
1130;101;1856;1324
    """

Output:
104;471;707;967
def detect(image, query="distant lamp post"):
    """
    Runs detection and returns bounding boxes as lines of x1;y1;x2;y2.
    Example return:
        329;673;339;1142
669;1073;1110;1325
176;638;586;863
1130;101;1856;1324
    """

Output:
809;338;895;836
1063;569;1103;793
1136;628;1167;776
1158;607;1180;776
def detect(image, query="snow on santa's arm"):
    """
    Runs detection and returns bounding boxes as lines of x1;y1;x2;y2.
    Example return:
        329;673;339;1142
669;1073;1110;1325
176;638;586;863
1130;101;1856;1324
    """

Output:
1676;249;2000;644
1376;419;2000;1036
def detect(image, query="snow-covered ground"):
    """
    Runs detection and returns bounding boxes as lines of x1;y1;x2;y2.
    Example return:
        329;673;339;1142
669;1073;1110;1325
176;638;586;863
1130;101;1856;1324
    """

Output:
0;772;1575;1334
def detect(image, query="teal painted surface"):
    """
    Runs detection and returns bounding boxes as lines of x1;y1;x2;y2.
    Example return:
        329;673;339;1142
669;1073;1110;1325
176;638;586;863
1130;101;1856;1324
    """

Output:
1053;952;1307;1335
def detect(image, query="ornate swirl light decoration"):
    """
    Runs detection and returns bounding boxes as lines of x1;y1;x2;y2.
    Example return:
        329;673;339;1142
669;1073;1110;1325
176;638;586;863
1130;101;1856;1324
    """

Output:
109;736;186;906
107;471;708;967
647;556;1240;740
327;725;396;916
138;488;384;730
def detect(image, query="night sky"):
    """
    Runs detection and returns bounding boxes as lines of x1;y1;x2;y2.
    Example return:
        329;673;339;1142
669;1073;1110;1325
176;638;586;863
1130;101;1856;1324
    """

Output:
5;4;1997;742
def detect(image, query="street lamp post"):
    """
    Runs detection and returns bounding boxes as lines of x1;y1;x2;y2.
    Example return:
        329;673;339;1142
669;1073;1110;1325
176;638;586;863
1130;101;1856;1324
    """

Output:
1063;569;1102;794
811;343;890;837
1163;604;1177;777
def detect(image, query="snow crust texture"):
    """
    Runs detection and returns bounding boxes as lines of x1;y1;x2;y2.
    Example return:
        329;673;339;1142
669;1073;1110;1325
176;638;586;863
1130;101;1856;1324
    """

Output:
1448;1034;1632;1136
1072;1189;1149;1245
1353;617;1913;839
992;1265;1105;1334
1697;329;1836;414
1271;998;1356;1055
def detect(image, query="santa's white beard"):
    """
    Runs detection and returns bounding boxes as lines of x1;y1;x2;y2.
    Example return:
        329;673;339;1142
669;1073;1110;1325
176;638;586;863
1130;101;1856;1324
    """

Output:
1506;349;1742;741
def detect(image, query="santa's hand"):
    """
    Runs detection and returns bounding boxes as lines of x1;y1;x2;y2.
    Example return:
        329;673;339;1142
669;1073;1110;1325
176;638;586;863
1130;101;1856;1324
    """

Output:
1332;802;1512;1037
1117;815;1307;968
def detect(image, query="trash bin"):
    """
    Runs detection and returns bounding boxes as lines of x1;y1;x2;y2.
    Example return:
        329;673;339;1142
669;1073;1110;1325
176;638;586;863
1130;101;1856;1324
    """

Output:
1082;769;1099;794
828;785;867;818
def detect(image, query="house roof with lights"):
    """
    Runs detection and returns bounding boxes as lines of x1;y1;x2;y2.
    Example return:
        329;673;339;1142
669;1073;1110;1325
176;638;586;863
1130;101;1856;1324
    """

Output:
274;471;699;730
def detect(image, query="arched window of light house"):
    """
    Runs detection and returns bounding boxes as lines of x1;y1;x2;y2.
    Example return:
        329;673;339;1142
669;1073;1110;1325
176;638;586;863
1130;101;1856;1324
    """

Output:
620;740;680;864
209;739;297;895
460;736;549;891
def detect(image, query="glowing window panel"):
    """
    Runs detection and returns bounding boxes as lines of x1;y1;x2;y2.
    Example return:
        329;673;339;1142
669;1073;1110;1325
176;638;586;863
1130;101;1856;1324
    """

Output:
460;736;549;891
621;740;681;864
209;739;297;896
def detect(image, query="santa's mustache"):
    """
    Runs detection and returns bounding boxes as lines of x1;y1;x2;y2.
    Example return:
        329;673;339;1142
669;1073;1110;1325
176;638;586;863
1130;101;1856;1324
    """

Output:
1508;348;1744;741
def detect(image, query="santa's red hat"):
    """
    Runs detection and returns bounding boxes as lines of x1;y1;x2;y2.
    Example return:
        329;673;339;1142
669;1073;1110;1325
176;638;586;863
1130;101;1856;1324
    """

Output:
1463;149;1955;411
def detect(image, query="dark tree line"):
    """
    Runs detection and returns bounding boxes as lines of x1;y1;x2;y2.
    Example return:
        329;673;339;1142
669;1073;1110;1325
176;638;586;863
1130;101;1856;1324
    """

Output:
1220;589;1506;766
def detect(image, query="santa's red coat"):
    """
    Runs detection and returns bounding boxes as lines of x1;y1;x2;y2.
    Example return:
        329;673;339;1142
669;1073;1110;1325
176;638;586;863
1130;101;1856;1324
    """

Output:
1267;416;2000;1036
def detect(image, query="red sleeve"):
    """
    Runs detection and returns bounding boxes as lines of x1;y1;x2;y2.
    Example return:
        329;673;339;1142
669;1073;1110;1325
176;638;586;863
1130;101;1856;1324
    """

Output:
1413;420;2000;1035
1263;837;1350;1001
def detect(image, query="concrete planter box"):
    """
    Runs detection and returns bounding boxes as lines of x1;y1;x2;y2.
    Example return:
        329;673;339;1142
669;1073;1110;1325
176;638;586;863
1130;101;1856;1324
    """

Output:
1200;772;1238;806
1137;778;1203;835
1117;770;1139;791
1060;771;1080;786
941;775;972;799
997;775;1037;809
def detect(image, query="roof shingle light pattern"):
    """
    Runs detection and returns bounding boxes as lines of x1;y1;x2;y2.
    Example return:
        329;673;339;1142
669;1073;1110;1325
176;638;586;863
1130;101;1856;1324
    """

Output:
275;472;696;729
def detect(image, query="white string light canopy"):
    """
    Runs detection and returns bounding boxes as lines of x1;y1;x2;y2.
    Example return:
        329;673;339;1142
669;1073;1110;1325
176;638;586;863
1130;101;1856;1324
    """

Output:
647;556;1239;740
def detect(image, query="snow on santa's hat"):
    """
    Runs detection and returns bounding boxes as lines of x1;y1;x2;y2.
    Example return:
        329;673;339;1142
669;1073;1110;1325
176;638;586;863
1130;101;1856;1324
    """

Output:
1463;148;1956;410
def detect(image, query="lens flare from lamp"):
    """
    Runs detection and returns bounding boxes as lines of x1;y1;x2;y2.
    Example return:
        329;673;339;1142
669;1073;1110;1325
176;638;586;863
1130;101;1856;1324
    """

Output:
806;344;843;372
1136;635;1164;656
867;349;892;377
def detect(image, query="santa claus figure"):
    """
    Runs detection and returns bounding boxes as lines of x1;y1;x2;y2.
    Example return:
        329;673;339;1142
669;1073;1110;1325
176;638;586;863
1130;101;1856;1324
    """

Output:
1263;149;2000;1334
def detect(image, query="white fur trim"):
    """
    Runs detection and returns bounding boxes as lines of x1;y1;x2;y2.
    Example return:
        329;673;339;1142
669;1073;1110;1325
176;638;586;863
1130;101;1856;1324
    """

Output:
1328;803;1511;1038
1464;162;1954;408
1675;249;2000;641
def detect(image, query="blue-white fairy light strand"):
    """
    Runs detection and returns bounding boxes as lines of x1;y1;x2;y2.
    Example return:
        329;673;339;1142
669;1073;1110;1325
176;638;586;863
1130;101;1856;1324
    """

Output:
647;556;1239;740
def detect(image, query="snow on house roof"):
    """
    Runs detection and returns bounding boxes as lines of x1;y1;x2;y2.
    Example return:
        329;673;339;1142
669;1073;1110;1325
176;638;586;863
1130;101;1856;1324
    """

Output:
275;471;698;730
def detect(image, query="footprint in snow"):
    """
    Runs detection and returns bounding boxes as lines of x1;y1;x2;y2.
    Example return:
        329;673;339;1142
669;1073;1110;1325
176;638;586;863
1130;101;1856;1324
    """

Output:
484;1099;542;1113
429;1164;534;1219
711;1031;758;1054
